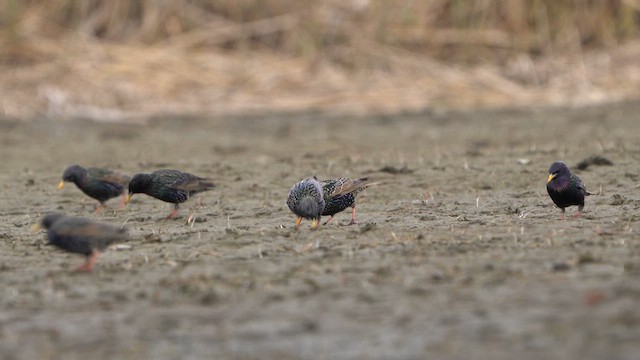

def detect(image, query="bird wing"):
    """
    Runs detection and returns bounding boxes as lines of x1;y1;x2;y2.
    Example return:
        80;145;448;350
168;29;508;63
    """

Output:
325;177;372;198
55;221;122;237
572;174;589;196
91;168;131;185
171;175;215;192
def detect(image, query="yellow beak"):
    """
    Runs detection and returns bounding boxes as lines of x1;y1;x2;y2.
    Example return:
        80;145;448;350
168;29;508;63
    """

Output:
125;194;133;205
547;173;556;183
57;181;65;190
295;217;303;228
31;223;42;233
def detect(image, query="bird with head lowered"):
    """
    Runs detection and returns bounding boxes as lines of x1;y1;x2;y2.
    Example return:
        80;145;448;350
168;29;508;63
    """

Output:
58;165;131;212
287;177;325;229
126;169;215;218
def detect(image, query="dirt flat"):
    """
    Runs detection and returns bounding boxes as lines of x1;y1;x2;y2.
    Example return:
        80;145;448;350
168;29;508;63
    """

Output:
1;103;639;359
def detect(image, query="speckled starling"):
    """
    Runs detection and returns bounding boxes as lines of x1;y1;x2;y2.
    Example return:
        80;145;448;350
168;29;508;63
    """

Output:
126;169;215;218
59;165;131;212
32;213;128;272
286;177;325;229
547;161;592;220
321;177;374;225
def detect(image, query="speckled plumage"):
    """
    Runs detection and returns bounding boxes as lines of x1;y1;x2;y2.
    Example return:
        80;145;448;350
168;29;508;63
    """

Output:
320;177;373;225
59;165;131;210
547;161;591;220
287;177;325;228
36;213;128;272
127;170;215;218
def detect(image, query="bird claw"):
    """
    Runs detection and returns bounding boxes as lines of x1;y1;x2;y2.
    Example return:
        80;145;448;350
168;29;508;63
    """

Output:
74;262;93;273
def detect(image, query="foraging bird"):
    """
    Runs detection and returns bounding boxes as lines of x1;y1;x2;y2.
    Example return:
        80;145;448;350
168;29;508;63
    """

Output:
320;177;375;225
32;213;128;272
126;169;215;218
58;165;131;212
547;161;592;220
287;177;325;229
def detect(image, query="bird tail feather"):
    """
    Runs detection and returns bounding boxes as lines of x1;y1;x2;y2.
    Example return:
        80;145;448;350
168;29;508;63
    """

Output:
331;178;379;197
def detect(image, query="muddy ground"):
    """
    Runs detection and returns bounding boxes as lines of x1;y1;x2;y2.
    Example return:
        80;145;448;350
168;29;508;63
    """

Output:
0;102;639;359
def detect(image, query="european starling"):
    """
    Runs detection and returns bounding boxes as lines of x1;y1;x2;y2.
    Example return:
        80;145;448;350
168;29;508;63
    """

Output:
58;165;131;212
126;169;215;218
286;177;325;229
32;213;128;272
547;161;592;220
320;177;375;225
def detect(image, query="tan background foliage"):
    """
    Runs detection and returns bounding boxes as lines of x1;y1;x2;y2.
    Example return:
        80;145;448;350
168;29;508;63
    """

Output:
2;0;640;119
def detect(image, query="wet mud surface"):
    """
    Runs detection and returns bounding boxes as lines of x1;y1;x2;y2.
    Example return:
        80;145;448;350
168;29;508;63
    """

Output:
1;103;640;359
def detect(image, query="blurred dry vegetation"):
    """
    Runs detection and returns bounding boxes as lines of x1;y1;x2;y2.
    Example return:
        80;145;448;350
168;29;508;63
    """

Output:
2;0;640;120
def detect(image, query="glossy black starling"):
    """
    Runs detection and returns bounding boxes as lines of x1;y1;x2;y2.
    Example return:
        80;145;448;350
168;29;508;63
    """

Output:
320;177;374;225
286;177;325;229
33;213;128;272
126;169;215;218
547;161;592;220
59;165;131;212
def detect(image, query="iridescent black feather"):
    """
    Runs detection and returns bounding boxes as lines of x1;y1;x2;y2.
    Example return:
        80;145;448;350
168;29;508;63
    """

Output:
128;169;215;210
60;165;130;205
320;177;371;218
547;161;591;219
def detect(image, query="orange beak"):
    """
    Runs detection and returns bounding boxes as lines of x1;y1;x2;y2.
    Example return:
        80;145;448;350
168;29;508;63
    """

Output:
31;223;42;232
57;181;65;190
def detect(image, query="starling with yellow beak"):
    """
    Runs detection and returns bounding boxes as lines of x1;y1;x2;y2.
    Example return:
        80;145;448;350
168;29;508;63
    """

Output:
546;161;592;220
58;165;130;212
